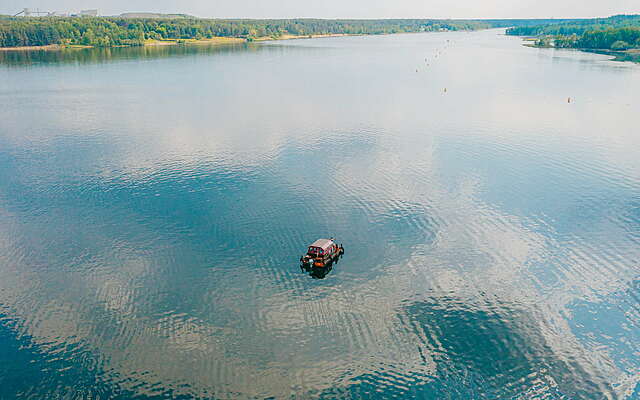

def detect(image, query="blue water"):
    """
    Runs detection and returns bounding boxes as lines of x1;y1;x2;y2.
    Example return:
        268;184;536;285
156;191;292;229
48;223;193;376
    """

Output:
0;30;639;399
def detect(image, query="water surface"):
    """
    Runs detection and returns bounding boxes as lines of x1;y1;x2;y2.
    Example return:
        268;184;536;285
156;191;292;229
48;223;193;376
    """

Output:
0;30;639;399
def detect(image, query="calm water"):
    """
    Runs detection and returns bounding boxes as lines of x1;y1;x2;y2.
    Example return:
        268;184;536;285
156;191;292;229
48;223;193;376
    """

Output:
1;29;639;399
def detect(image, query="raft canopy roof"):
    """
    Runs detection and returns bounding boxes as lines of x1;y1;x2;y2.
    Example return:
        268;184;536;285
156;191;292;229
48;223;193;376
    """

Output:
309;239;334;250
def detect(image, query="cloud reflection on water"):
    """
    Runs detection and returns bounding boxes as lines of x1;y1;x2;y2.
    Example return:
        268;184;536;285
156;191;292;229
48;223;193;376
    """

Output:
0;30;639;399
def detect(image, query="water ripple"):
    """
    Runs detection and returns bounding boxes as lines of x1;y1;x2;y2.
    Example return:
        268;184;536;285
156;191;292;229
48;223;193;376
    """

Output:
1;29;640;399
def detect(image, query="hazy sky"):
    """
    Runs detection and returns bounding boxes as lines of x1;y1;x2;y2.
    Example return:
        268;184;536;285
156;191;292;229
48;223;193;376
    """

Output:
2;0;639;19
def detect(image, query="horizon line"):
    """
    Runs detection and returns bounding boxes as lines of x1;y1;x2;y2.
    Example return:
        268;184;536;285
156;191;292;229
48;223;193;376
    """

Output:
2;10;640;20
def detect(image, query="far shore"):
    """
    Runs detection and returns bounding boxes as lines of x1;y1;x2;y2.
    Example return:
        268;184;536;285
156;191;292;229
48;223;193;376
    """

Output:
0;33;351;51
0;31;422;51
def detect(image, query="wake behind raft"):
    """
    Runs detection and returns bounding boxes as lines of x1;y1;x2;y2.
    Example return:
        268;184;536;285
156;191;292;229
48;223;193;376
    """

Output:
300;238;344;269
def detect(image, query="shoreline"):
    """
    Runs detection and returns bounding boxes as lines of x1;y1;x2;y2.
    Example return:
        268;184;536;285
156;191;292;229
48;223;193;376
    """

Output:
0;33;363;51
253;33;355;42
0;34;350;51
144;37;245;46
0;30;473;51
586;48;640;63
0;37;245;51
0;44;92;51
519;38;640;63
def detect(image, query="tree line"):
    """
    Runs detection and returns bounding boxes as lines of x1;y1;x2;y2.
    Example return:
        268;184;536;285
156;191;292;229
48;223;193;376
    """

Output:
0;16;494;48
506;14;640;50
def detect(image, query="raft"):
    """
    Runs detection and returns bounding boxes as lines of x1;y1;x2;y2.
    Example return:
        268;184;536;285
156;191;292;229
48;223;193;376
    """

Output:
300;238;344;268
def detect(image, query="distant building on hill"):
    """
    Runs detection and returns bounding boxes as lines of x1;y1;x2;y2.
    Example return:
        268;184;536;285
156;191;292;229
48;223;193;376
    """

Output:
14;8;53;17
80;9;98;17
117;12;194;19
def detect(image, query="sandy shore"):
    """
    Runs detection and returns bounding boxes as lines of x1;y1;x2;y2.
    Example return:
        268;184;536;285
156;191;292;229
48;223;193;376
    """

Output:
253;33;354;42
0;38;245;52
0;44;63;51
144;37;245;46
0;44;94;51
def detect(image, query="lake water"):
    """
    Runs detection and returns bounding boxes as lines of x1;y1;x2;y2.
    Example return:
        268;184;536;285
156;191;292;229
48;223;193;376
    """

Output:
1;29;639;399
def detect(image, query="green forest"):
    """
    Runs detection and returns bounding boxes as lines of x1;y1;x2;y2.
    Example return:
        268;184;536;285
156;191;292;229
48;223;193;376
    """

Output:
4;15;635;50
506;15;640;50
0;16;494;47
